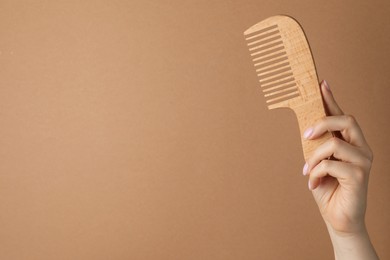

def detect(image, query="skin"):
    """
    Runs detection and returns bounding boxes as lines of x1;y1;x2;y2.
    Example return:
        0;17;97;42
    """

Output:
302;80;379;260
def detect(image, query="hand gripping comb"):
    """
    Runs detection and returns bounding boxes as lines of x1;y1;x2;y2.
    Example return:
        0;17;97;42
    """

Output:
244;15;332;161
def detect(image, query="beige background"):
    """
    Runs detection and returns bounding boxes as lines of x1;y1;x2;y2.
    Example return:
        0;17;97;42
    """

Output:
0;1;389;259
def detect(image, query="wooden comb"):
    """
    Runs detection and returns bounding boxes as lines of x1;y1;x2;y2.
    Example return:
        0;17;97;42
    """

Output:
244;15;332;161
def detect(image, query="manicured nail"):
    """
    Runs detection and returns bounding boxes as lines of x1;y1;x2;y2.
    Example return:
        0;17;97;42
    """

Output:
303;163;309;175
303;128;313;139
308;180;313;190
323;80;331;92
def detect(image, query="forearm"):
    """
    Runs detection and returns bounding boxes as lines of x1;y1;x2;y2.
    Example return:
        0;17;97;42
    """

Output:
326;224;379;260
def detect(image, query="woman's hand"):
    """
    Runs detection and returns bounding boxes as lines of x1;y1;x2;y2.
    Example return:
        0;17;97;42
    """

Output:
302;80;378;259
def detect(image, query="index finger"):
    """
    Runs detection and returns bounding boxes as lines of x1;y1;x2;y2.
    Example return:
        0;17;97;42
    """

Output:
306;115;369;148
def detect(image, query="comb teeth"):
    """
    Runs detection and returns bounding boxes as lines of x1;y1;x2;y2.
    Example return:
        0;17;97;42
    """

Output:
245;24;301;109
243;16;330;162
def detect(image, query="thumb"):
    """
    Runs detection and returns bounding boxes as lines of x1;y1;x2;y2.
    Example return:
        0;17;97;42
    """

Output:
320;80;344;116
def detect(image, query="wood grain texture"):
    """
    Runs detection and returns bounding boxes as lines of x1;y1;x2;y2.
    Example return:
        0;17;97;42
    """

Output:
244;15;332;161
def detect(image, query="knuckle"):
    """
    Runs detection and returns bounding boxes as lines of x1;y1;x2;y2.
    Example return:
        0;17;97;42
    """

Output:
353;166;367;183
358;146;374;168
361;156;373;172
317;160;330;173
330;137;340;150
344;114;357;127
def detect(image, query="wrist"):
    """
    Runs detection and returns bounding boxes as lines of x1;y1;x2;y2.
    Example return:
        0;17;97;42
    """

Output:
326;223;379;260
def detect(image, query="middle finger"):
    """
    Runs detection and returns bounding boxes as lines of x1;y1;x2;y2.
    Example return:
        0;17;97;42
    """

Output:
304;137;366;175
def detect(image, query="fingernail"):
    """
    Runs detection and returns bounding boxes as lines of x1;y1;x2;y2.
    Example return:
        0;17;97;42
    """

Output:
323;80;331;92
303;163;309;175
303;128;313;139
308;180;313;190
